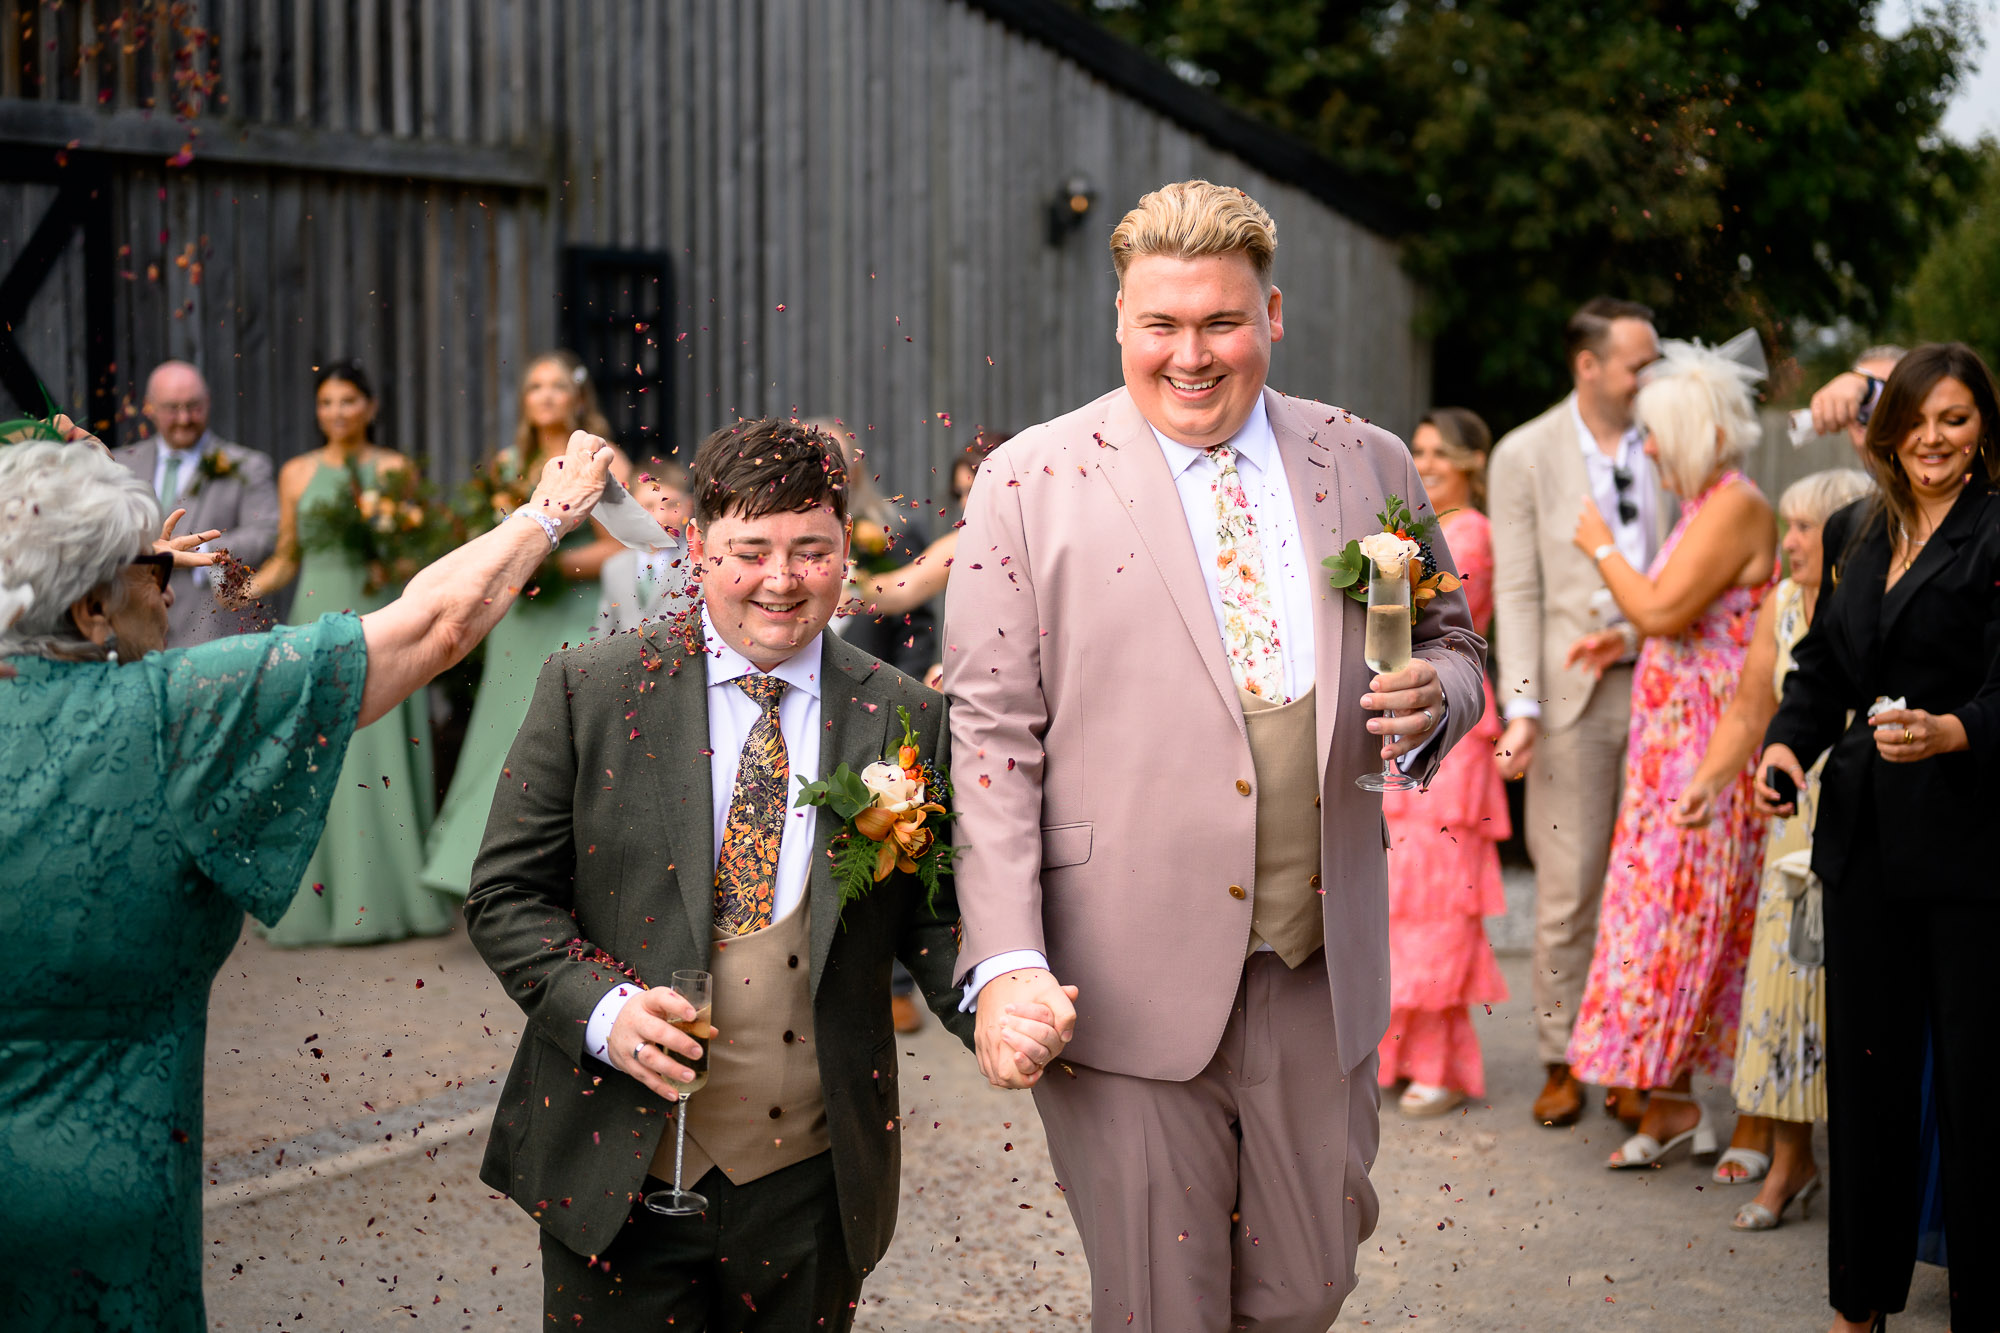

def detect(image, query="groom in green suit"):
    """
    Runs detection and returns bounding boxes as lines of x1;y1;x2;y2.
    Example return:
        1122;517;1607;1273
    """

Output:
465;419;1052;1329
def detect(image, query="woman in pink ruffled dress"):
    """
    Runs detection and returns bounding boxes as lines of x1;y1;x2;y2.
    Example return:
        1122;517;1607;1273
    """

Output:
1378;408;1511;1117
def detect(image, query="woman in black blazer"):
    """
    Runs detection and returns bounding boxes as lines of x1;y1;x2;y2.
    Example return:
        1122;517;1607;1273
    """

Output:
1760;342;2000;1333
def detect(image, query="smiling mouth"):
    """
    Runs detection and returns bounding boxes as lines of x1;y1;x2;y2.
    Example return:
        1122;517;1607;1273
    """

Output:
751;599;804;616
1166;375;1220;393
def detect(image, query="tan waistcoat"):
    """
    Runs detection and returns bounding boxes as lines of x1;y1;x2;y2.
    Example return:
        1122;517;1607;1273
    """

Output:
649;902;830;1188
1239;685;1325;967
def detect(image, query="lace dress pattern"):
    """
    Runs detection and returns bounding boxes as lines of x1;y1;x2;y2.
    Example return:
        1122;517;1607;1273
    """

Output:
0;617;365;1330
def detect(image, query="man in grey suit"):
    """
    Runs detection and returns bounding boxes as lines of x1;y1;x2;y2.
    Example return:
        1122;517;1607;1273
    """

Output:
1488;297;1665;1128
111;361;279;644
465;420;1045;1330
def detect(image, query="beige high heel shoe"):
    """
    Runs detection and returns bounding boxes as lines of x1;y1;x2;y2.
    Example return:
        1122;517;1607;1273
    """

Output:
1731;1174;1821;1230
1606;1088;1717;1168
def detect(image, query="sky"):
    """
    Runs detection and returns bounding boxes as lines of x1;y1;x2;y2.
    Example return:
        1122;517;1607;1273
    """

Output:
1884;0;2000;142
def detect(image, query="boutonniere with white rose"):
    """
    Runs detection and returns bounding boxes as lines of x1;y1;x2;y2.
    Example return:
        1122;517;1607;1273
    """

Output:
795;706;957;913
1323;494;1462;622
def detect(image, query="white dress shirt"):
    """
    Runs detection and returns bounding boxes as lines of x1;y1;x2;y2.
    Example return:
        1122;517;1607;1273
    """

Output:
583;609;826;1062
153;430;213;508
962;398;1438;1006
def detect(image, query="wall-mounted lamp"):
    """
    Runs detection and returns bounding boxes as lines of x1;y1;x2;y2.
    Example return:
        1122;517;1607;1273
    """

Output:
1046;174;1096;247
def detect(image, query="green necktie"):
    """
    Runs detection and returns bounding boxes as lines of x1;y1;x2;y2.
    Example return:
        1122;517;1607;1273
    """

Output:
159;452;184;508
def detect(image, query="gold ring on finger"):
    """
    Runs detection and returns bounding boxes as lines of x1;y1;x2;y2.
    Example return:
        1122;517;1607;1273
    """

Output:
1904;727;1914;744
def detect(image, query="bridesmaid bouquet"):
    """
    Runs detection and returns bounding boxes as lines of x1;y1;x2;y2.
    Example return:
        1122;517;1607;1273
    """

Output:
1324;494;1462;622
454;460;570;600
300;461;454;594
794;706;956;914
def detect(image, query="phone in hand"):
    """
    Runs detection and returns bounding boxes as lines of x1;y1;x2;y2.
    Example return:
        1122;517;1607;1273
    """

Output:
1763;766;1798;808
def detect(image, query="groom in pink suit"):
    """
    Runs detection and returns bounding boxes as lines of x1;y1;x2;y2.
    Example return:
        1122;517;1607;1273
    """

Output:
943;181;1488;1331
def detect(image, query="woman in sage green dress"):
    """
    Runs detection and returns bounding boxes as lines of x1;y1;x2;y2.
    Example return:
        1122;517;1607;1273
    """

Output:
248;362;447;945
421;350;631;895
0;427;614;1331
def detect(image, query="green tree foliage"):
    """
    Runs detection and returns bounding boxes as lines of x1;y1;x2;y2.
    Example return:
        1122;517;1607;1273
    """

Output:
1904;146;2000;372
1066;0;1976;430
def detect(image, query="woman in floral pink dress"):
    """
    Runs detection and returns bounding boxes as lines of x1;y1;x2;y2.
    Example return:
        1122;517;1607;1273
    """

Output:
1378;408;1511;1117
1563;341;1778;1168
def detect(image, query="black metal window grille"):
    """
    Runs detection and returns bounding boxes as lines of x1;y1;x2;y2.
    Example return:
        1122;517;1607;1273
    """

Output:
561;247;672;458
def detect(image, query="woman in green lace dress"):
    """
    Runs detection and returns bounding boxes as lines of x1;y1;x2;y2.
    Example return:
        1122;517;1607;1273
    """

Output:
421;351;632;895
0;426;614;1331
248;362;446;945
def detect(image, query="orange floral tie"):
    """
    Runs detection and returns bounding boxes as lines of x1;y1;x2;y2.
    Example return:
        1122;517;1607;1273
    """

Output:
1208;445;1284;700
713;674;788;936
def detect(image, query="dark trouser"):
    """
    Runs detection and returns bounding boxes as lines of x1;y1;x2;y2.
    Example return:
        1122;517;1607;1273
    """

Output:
541;1152;860;1331
1824;841;1997;1330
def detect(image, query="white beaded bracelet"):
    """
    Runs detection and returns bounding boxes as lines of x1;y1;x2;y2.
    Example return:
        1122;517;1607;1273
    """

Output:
513;507;561;549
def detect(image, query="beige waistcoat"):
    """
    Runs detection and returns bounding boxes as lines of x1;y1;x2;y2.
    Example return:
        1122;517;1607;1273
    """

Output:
1239;686;1326;968
649;902;830;1188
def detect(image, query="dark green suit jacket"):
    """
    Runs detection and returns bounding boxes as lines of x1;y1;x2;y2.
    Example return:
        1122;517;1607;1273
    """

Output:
464;624;975;1272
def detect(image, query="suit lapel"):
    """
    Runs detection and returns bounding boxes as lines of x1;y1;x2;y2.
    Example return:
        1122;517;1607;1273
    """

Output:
1268;389;1352;784
808;635;892;994
1880;481;1989;642
639;625;716;952
1091;389;1242;726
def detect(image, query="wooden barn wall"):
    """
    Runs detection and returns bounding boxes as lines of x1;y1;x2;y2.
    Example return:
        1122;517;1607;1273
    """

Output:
0;0;1428;501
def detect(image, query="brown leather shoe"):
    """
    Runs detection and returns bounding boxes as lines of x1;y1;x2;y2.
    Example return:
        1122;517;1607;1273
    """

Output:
891;993;925;1035
1533;1063;1584;1127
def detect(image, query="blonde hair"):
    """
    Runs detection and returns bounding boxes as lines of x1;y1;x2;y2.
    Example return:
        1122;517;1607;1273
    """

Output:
507;349;614;466
1109;180;1277;286
1633;339;1761;499
1778;467;1874;528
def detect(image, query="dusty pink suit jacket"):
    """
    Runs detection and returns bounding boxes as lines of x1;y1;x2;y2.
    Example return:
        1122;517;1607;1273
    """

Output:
944;385;1488;1078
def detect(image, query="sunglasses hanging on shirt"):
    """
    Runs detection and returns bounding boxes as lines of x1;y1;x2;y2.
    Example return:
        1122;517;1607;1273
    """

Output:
1610;465;1639;527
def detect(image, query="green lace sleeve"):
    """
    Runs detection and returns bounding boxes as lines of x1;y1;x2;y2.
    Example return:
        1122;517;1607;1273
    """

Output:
150;612;369;925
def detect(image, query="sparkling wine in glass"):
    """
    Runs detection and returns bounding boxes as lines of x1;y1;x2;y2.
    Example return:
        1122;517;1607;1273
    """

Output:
643;969;714;1217
1356;561;1420;792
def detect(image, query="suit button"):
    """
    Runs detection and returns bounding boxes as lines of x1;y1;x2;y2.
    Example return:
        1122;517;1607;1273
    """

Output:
1235;779;1252;796
782;1030;795;1044
1309;874;1321;888
787;955;799;969
769;1106;783;1119
1228;885;1246;900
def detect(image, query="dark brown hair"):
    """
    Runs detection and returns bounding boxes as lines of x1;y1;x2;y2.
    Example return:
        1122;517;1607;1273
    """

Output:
689;417;849;527
1416;407;1492;512
1857;341;2000;548
1563;297;1655;371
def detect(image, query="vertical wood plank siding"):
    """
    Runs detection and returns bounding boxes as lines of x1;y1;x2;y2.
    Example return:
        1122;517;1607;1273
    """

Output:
0;0;1425;500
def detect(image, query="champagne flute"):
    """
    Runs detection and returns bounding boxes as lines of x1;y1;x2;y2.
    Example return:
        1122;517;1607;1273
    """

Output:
642;969;714;1217
1356;559;1420;793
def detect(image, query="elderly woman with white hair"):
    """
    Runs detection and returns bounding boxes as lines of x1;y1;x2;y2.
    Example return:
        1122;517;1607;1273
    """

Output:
1669;467;1875;1232
0;425;613;1331
1557;340;1780;1170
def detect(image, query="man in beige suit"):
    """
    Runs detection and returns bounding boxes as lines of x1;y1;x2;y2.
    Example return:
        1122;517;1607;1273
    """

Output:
944;181;1487;1332
1487;297;1664;1127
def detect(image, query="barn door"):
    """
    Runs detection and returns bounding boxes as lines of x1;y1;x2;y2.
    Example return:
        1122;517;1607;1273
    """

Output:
0;148;114;435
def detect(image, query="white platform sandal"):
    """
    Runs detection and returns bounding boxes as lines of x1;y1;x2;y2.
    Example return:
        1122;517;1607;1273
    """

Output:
1711;1146;1771;1184
1606;1089;1717;1169
1398;1083;1465;1117
1731;1174;1821;1230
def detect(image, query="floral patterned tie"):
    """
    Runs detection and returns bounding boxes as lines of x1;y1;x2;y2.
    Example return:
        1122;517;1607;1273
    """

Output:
1208;445;1284;701
713;674;788;936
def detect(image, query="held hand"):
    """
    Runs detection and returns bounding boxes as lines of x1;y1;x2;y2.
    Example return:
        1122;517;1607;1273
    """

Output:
528;430;617;537
1572;497;1614;556
155;508;226;569
1809;370;1869;440
1494;716;1538;781
51;413;103;450
1871;708;1968;764
975;968;1077;1089
606;986;710;1103
1753;743;1808;817
1670;776;1721;828
1361;658;1444;762
1563;629;1626;681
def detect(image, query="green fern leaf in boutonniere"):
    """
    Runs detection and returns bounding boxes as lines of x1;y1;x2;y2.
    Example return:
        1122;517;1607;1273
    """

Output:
1322;492;1461;623
796;705;957;920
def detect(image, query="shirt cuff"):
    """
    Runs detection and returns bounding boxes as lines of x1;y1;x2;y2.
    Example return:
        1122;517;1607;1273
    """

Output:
584;981;643;1063
1396;700;1447;772
1503;698;1542;723
957;950;1051;1013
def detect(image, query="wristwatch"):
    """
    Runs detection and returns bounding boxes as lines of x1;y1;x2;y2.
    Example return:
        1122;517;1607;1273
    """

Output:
1592;543;1619;565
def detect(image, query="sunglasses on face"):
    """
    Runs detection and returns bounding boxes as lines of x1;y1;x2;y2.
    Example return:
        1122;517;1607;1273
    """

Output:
130;550;173;593
1610;464;1639;526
